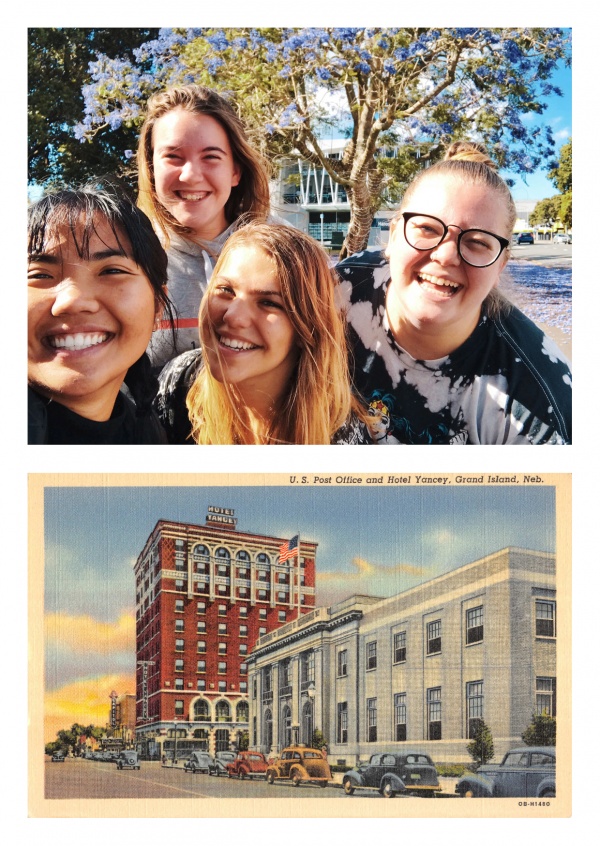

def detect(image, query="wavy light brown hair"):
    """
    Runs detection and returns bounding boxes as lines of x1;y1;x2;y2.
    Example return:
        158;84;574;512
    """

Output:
137;85;271;245
186;223;361;444
394;140;515;318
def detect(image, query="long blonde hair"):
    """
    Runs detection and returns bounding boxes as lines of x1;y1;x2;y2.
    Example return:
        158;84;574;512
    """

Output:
186;223;360;444
137;85;271;246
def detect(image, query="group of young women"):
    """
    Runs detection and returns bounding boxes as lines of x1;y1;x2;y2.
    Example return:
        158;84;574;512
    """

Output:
27;85;572;445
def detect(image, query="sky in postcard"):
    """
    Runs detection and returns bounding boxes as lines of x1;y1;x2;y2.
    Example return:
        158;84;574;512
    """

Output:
42;483;555;739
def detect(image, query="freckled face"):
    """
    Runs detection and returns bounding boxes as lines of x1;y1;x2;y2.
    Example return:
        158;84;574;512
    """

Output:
387;175;509;350
152;108;241;241
203;244;299;404
28;218;158;420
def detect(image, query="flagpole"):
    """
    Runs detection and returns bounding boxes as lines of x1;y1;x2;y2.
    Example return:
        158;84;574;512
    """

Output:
296;531;301;619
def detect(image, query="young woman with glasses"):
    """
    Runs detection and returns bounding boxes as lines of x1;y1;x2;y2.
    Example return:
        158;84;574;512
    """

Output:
336;142;572;444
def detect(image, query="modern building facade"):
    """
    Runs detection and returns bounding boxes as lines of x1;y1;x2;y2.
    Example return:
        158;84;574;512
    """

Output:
134;508;316;759
247;548;557;764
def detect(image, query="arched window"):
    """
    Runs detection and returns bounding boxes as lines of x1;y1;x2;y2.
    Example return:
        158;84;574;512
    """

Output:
215;700;232;723
193;699;210;722
236;701;249;723
263;709;273;750
236;550;251;561
256;552;270;565
281;705;292;748
302;700;314;746
215;547;231;560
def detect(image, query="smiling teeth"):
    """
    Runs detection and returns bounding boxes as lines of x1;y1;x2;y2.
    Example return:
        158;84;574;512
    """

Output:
219;336;258;351
49;333;109;351
419;273;460;289
179;192;209;201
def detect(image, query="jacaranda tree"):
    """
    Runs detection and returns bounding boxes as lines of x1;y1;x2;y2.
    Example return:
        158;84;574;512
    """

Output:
74;27;571;257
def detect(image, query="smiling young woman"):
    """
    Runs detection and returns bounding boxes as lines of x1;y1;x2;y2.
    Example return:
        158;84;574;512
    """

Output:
27;186;174;444
137;85;271;369
336;142;572;445
154;223;369;445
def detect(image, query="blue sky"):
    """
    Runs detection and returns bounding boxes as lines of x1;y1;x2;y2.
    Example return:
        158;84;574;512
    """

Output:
45;483;556;623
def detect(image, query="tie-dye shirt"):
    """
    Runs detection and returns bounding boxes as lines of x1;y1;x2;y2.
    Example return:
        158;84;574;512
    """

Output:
336;250;572;445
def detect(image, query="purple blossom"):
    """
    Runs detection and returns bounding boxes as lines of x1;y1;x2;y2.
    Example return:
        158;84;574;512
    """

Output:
355;61;371;75
206;31;230;52
316;67;332;81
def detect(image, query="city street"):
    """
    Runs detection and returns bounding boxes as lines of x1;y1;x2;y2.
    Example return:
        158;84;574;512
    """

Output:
44;758;457;800
509;241;572;265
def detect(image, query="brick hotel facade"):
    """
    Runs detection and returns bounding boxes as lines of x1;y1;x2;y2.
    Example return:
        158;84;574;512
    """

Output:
134;507;316;759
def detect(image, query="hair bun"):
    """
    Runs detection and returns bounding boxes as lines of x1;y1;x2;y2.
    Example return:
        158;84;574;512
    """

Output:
443;141;497;171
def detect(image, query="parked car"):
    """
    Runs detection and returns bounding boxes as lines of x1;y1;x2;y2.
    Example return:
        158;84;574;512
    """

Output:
226;751;268;779
51;751;65;762
265;745;331;788
455;746;555;798
553;233;571;244
183;751;215;773
116;750;140;770
209;750;237;776
342;751;441;798
517;232;534;245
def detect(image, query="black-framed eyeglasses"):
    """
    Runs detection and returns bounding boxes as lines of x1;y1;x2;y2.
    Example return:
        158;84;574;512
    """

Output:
402;212;509;268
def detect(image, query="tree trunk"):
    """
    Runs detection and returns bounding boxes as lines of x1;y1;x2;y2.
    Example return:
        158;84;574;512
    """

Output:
337;172;381;261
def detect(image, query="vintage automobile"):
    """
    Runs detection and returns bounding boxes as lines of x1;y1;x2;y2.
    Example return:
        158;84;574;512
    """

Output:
455;746;556;798
183;751;215;773
51;751;65;762
342;751;441;798
116;750;140;770
226;751;269;779
209;750;237;776
265;745;331;788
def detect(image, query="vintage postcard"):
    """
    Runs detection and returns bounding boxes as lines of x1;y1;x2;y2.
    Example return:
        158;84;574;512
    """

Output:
29;472;570;819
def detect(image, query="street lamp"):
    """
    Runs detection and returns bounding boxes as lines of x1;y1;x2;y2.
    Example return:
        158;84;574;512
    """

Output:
172;718;178;766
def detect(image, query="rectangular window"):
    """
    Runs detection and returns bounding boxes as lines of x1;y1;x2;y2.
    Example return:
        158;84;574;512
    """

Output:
367;698;377;742
197;621;206;634
175;659;184;672
536;677;556;717
278;573;287;583
240;643;248;655
218;662;226;674
259;609;267;620
175;639;184;651
393;631;406;663
258;590;268;600
240;663;247;675
259;627;267;636
218;623;227;634
218;584;227;594
466;607;484;644
174;699;184;716
175;619;184;633
218;604;227;616
252;716;257;745
536;600;556;637
240;682;247;693
197;602;206;614
218;681;226;692
197;640;206;653
278;591;286;602
427;687;442;740
240;606;248;618
175;579;185;590
175;559;185;571
466;681;484;738
218;642;227;654
197;679;206;690
394;693;407;741
197;660;206;672
366;641;377;671
337;649;347;677
301;651;315;684
427;620;442;655
175;599;184;613
278;611;286;622
337;702;348;744
252;677;258;700
174;678;184;690
240;625;248;636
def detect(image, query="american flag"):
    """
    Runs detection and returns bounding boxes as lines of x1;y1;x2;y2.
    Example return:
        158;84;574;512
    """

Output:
279;535;299;563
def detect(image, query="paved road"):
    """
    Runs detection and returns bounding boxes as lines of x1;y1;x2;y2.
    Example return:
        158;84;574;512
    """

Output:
44;758;456;801
509;241;571;265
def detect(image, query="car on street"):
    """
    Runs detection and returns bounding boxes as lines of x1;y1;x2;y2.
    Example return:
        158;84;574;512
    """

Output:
517;232;534;245
51;751;65;762
455;746;556;798
226;750;269;779
183;751;215;773
116;750;140;770
342;751;441;798
265;745;331;788
209;750;237;776
553;233;571;244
